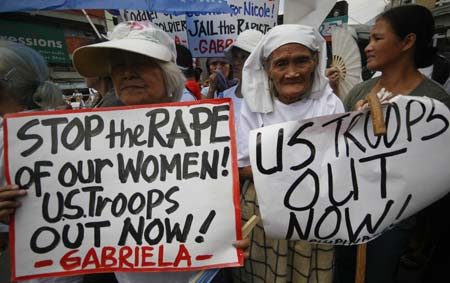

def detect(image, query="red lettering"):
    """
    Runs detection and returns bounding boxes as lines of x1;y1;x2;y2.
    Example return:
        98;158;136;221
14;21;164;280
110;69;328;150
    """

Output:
225;39;233;49
101;246;117;267
82;248;101;269
209;40;217;53
199;40;208;54
134;246;139;267
158;245;173;267
58;244;192;271
142;246;156;267
119;246;134;268
60;250;81;270
174;244;192;267
198;39;235;55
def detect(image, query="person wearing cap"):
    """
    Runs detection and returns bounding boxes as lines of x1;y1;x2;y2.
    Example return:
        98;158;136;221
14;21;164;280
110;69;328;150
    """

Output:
72;21;249;283
176;43;202;101
223;29;263;126
201;57;236;99
234;25;344;283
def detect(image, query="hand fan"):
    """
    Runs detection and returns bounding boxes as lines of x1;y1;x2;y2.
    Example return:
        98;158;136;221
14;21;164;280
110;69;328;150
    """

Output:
331;26;363;99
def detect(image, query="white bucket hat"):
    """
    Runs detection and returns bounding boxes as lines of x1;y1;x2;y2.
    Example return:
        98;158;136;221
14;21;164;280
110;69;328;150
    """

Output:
72;21;176;77
226;29;264;54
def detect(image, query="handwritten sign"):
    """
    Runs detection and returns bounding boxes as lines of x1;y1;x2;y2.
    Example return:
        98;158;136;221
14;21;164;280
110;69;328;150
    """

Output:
4;99;242;281
249;96;450;245
187;0;279;57
121;10;189;46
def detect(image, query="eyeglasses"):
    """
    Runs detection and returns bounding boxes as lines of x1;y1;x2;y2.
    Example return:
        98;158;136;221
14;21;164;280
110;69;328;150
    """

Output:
2;67;16;81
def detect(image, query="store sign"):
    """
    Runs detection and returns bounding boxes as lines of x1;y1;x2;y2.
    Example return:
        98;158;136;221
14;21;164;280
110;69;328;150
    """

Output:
319;15;348;41
0;19;71;64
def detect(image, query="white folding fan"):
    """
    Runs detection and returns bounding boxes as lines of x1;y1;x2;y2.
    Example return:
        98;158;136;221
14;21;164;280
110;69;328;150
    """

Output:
331;26;362;99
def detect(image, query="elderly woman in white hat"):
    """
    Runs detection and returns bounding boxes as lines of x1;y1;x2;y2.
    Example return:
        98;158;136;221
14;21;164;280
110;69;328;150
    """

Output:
234;25;344;283
73;21;185;107
72;21;249;283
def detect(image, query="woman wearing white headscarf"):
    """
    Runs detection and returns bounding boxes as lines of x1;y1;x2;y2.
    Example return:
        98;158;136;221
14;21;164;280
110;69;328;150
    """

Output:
234;25;344;283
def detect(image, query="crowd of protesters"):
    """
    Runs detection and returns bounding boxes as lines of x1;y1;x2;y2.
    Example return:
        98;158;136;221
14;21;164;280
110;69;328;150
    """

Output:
0;4;449;283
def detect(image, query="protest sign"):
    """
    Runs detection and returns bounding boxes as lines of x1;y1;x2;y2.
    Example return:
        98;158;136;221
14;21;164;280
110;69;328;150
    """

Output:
3;99;242;281
118;0;279;57
249;96;450;245
120;10;189;46
186;0;279;57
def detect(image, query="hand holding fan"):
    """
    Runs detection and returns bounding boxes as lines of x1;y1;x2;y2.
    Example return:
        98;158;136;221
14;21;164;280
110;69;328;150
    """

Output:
331;26;363;99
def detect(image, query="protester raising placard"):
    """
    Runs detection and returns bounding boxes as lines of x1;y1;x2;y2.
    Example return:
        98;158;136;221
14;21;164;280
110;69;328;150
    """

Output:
249;96;450;245
3;99;241;281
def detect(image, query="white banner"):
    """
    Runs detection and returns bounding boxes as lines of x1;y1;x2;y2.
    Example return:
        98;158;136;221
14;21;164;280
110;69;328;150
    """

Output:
249;96;450;245
4;99;241;281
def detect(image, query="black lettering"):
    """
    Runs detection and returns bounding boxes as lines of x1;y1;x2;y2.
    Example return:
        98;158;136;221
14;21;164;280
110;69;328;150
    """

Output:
17;119;43;157
359;148;407;199
345;200;394;243
315;206;341;240
255;129;283;175
422;99;449;141
288;122;315;170
190;107;212;146
30;226;60;253
42;192;64;223
146;109;170;147
84;115;104;150
284;169;319;211
200;150;218;179
344;113;366;156
322;113;351;158
62;223;83;249
165;214;193;243
165;186;180;215
285;211;313;239
61;118;84;150
166;109;193;148
405;99;426;142
160;154;181;181
85;221;111;247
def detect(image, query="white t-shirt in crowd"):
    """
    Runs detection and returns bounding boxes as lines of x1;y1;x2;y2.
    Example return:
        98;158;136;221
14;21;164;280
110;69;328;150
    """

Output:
222;85;243;127
180;88;197;102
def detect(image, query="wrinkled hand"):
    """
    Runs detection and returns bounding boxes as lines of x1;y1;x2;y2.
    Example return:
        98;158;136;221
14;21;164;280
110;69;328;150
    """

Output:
233;238;250;259
326;66;341;94
0;184;27;224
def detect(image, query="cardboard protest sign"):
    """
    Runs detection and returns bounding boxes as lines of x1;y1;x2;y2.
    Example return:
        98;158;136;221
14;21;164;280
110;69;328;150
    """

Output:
186;0;278;57
120;10;189;46
249;96;450;245
119;0;279;57
3;99;242;281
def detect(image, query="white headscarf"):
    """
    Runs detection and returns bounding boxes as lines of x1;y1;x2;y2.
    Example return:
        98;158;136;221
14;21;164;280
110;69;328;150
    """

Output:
242;24;330;113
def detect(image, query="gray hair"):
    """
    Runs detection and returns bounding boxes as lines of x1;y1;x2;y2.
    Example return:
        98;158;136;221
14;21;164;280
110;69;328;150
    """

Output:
0;40;64;110
158;60;186;102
